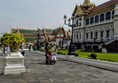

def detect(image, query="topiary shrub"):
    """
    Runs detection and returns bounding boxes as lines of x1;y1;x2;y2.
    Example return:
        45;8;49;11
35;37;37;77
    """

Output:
0;32;25;52
90;53;97;59
57;52;60;54
75;54;79;57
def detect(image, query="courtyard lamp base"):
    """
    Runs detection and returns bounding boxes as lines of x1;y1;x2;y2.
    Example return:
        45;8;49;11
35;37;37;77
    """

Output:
68;43;76;55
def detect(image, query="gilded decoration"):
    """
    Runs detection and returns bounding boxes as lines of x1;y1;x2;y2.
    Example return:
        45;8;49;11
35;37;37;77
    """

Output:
83;0;91;7
73;0;95;16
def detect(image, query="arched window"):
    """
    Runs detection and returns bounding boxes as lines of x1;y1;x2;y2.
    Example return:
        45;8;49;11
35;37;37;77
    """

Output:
106;12;111;20
112;10;114;19
100;31;103;38
95;15;99;23
90;17;94;24
90;32;93;39
76;32;78;39
112;10;114;16
86;18;89;25
86;33;88;39
80;34;81;39
100;13;104;22
106;30;110;38
76;20;78;26
95;32;98;39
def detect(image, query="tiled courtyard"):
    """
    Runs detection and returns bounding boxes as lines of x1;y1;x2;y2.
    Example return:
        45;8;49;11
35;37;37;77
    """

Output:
0;51;118;83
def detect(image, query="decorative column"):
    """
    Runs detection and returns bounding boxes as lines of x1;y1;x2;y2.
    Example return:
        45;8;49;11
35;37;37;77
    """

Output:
88;32;90;41
98;30;101;42
93;30;95;42
103;27;106;41
81;29;84;42
110;27;113;40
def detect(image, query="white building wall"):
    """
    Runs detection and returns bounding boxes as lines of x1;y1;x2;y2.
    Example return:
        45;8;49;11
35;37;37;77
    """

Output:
72;4;118;44
114;4;118;38
81;23;113;42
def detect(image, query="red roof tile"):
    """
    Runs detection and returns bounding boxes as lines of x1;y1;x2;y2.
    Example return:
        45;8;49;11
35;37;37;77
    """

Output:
88;0;118;16
93;0;116;11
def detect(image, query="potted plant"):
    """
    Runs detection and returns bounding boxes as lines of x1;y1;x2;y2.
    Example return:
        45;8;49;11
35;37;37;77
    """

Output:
0;32;25;52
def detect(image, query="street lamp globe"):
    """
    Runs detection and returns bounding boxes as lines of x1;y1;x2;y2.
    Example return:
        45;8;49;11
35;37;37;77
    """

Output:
68;18;71;25
63;15;67;24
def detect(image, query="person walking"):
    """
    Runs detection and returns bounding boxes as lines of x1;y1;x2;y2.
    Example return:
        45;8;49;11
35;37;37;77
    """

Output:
3;46;5;54
47;50;52;64
29;44;32;52
20;45;25;56
52;46;57;64
21;47;25;56
45;42;49;64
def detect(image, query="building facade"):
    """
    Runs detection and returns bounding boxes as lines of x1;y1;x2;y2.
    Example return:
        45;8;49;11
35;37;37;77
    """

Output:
11;27;71;48
72;0;118;52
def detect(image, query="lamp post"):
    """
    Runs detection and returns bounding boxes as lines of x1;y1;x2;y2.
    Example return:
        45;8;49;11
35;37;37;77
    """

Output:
63;15;76;55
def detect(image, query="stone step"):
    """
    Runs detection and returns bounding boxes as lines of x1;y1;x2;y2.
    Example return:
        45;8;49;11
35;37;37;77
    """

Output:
0;56;5;74
57;55;118;72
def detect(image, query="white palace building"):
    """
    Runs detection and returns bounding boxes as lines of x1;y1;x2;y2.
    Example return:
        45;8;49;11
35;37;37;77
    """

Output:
72;0;118;52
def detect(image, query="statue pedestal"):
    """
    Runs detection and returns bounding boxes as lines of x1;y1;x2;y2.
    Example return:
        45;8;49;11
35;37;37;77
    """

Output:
4;52;26;75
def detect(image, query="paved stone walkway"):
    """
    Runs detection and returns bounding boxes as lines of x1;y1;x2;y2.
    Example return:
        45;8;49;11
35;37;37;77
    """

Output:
0;51;118;83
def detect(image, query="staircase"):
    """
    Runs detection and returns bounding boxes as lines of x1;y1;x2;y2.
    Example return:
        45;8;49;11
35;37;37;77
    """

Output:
98;38;117;49
105;38;117;45
97;38;116;53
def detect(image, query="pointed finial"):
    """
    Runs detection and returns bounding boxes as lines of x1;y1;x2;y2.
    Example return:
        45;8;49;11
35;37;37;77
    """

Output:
83;0;91;7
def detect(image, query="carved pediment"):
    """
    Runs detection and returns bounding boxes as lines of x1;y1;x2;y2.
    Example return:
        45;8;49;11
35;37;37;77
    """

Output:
73;6;84;16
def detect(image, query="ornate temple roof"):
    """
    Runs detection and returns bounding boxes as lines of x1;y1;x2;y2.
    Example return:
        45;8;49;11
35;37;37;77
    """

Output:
11;28;37;42
52;27;65;35
42;27;71;42
11;28;36;35
11;27;71;42
72;0;95;16
73;0;118;18
42;28;53;35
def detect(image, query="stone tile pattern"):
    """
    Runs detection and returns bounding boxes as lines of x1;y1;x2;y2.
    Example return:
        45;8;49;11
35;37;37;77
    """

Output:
0;51;118;83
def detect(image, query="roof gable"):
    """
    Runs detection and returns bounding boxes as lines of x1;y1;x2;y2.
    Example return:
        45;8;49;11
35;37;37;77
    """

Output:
73;2;95;16
73;5;85;16
52;27;65;35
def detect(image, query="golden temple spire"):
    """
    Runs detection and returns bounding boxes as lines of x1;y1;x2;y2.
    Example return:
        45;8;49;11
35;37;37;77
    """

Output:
83;0;91;7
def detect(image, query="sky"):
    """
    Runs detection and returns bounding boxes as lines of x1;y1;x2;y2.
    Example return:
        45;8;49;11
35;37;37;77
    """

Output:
0;0;110;35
